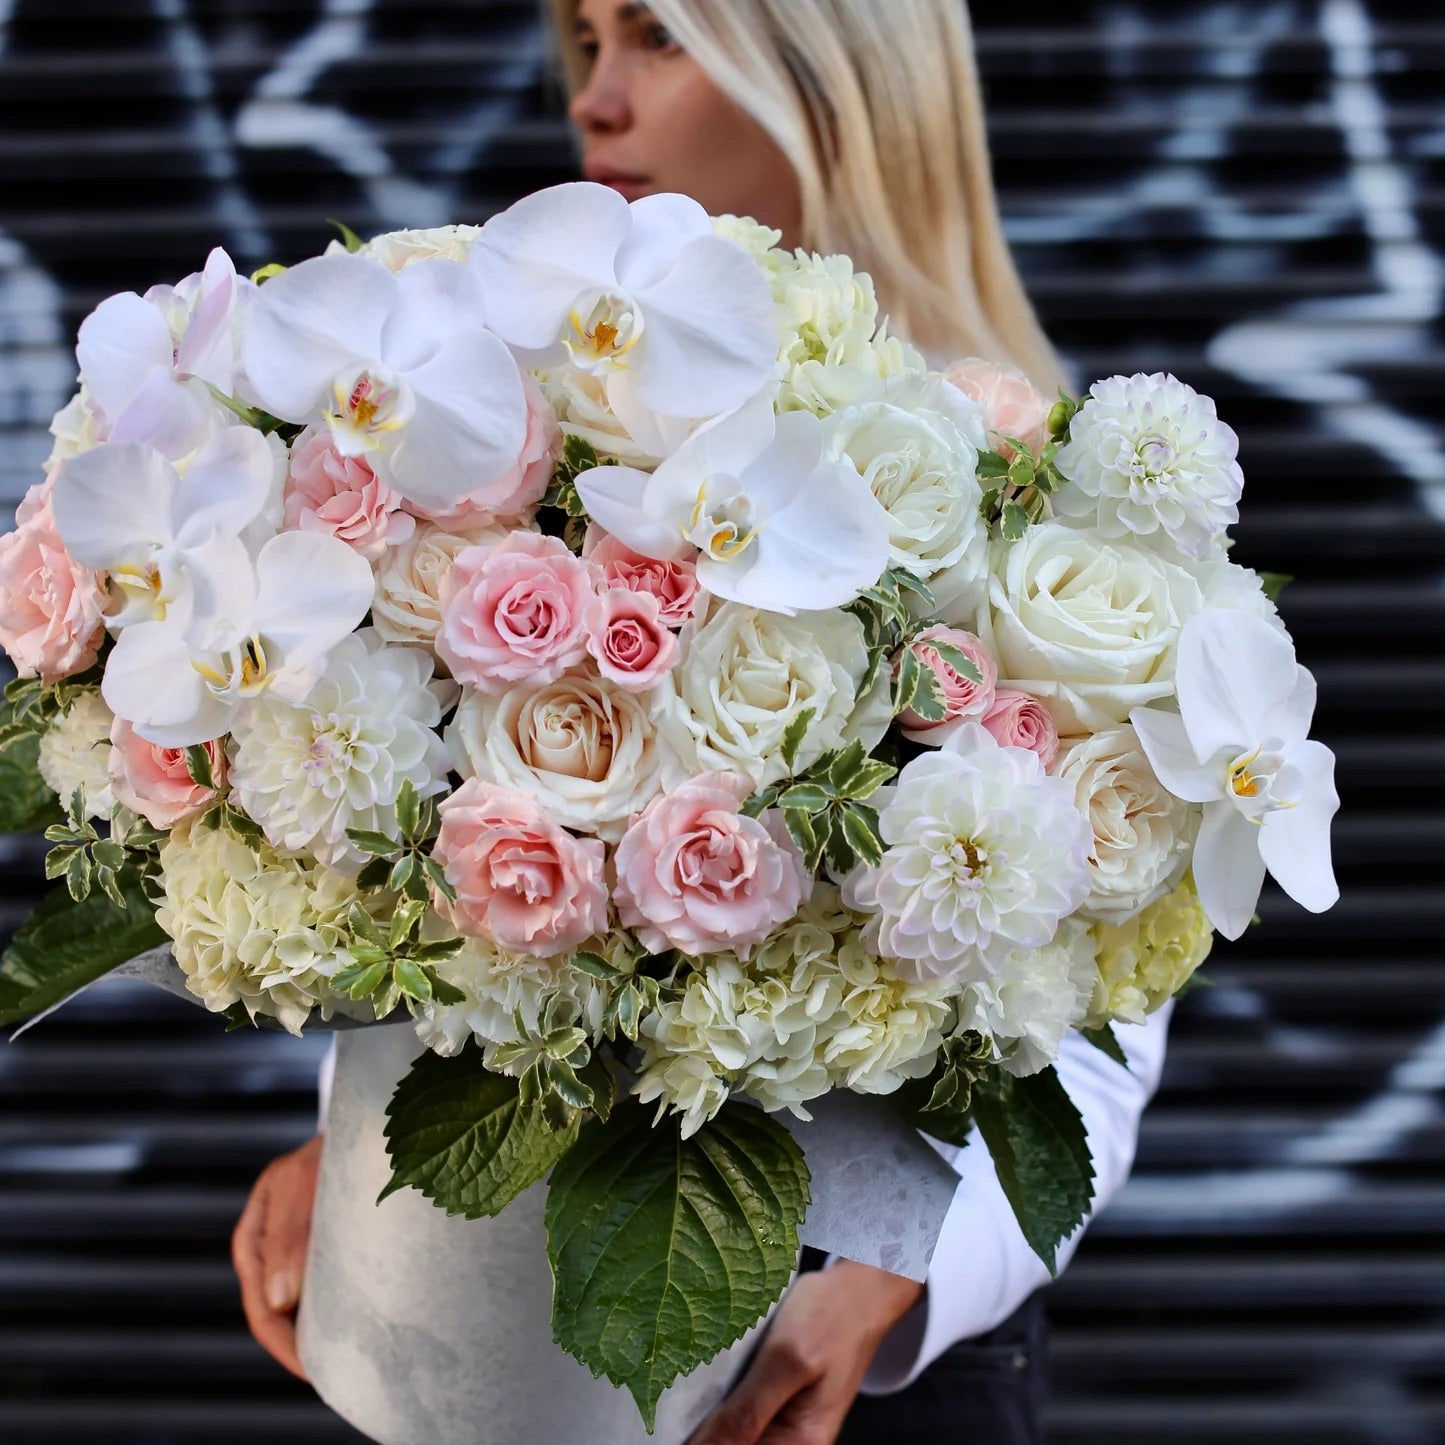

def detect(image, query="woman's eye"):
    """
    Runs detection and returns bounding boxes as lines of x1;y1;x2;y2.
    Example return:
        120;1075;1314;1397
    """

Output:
642;21;681;54
577;40;600;66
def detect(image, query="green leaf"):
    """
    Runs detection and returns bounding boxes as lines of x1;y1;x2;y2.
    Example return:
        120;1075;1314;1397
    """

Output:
393;957;433;1002
969;1066;1095;1276
1259;571;1293;603
420;854;458;905
328;218;366;253
902;663;948;723
0;866;167;1027
346;828;401;858
782;806;821;867
779;708;815;773
925;640;984;686
570;950;621;982
381;1046;580;1217
1079;1024;1130;1069
840;803;884;868
893;646;923;715
427;971;467;1007
183;745;216;791
975;449;1011;479
546;1100;811;1430
395;780;421;841
843;758;895;801
1001;501;1030;542
0;718;63;834
825;739;869;795
778;783;831;812
332;957;388;1001
250;262;287;286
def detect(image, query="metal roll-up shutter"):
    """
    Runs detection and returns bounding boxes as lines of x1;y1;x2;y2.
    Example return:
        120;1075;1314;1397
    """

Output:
1;4;1441;1441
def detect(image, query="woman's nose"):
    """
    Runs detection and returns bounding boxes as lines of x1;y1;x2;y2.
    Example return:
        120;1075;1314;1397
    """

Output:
569;54;632;134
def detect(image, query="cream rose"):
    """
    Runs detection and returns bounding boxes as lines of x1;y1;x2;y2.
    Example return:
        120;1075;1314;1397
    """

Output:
370;517;511;652
446;672;680;841
654;596;881;790
1054;724;1197;922
981;523;1204;733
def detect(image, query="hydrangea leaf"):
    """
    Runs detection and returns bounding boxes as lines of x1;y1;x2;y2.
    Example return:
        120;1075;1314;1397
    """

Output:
382;1044;579;1217
1079;1023;1130;1069
969;1064;1095;1276
0;867;165;1026
545;1099;811;1430
0;701;62;835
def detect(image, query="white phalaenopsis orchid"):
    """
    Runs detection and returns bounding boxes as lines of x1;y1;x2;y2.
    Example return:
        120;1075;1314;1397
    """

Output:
1131;608;1339;940
240;253;527;512
472;183;778;449
100;530;376;747
51;426;282;630
575;395;891;614
75;247;247;460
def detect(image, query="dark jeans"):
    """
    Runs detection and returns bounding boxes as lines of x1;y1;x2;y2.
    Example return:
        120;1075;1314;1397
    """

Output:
800;1249;1050;1444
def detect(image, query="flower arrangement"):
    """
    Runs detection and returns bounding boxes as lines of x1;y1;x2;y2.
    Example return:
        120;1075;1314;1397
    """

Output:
0;183;1339;1426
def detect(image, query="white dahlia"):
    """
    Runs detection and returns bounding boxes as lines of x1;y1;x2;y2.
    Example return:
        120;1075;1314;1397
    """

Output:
37;689;115;819
847;723;1093;984
155;819;361;1034
958;919;1096;1077
1053;372;1243;561
227;629;451;870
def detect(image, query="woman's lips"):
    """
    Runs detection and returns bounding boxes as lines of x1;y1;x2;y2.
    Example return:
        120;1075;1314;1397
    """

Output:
584;166;653;201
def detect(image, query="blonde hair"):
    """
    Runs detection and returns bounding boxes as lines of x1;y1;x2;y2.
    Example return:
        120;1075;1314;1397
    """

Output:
548;0;1075;398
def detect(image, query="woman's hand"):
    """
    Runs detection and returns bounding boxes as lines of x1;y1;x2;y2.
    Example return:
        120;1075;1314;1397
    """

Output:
231;1133;323;1380
688;1260;924;1445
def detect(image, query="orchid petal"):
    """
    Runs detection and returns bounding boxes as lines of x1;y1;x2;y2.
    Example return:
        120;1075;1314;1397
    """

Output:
179;532;261;644
1258;740;1340;913
575;465;689;561
381;259;490;373
241;254;395;421
1192;801;1266;941
171;426;280;547
77;292;174;424
474;181;631;351
51;443;177;567
1261;665;1318;748
107;370;218;459
614;192;713;292
604;366;698;458
1130;705;1224;802
631;234;778;418
384;330;528;510
250;531;375;674
1176;608;1299;764
675;389;778;482
102;620;235;747
175;248;242;390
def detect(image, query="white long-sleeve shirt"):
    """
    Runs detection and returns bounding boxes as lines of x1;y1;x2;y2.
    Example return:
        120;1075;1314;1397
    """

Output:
850;997;1175;1394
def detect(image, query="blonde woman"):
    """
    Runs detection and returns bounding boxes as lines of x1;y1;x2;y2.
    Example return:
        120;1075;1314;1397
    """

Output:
233;4;1173;1442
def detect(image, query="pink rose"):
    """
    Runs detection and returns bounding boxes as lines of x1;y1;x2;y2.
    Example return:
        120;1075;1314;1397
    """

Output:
431;779;608;957
983;688;1060;769
898;627;998;742
587;588;678;691
584;527;699;627
436;531;600;691
109;719;225;827
0;483;106;684
407;375;561;527
283;429;415;559
614;772;810;957
943;357;1050;460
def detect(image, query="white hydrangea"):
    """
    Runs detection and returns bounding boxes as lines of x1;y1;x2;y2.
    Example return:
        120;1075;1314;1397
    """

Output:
959;920;1096;1077
155;819;361;1034
633;885;955;1136
412;929;638;1062
37;688;114;819
227;629;452;870
847;724;1093;984
712;214;784;260
1053;372;1244;561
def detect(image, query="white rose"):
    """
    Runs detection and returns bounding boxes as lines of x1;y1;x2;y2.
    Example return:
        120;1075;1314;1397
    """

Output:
654;596;881;790
38;689;114;819
1054;724;1197;922
537;367;668;469
446;672;682;841
981;523;1204;734
371;517;511;652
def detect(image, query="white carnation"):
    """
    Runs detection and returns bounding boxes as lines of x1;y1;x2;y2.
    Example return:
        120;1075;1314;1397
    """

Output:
655;596;882;790
633;1053;733;1141
980;522;1205;734
155;820;361;1034
371;517;511;653
1053;372;1243;561
848;723;1092;984
1054;724;1196;922
228;629;451;870
446;672;682;841
959;920;1096;1077
37;689;114;819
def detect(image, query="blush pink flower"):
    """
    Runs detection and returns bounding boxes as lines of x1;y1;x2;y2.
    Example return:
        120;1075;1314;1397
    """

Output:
109;719;225;827
584;527;699;626
983;687;1060;769
0;480;106;684
614;771;810;957
406;374;561;528
898;626;998;742
431;778;608;957
436;530;600;691
944;357;1051;460
283;428;415;559
587;587;678;691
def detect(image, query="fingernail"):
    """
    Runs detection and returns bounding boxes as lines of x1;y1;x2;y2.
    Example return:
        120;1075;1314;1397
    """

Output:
265;1271;298;1312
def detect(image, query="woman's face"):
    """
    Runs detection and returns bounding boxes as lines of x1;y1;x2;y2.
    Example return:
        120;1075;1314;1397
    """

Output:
570;0;804;245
